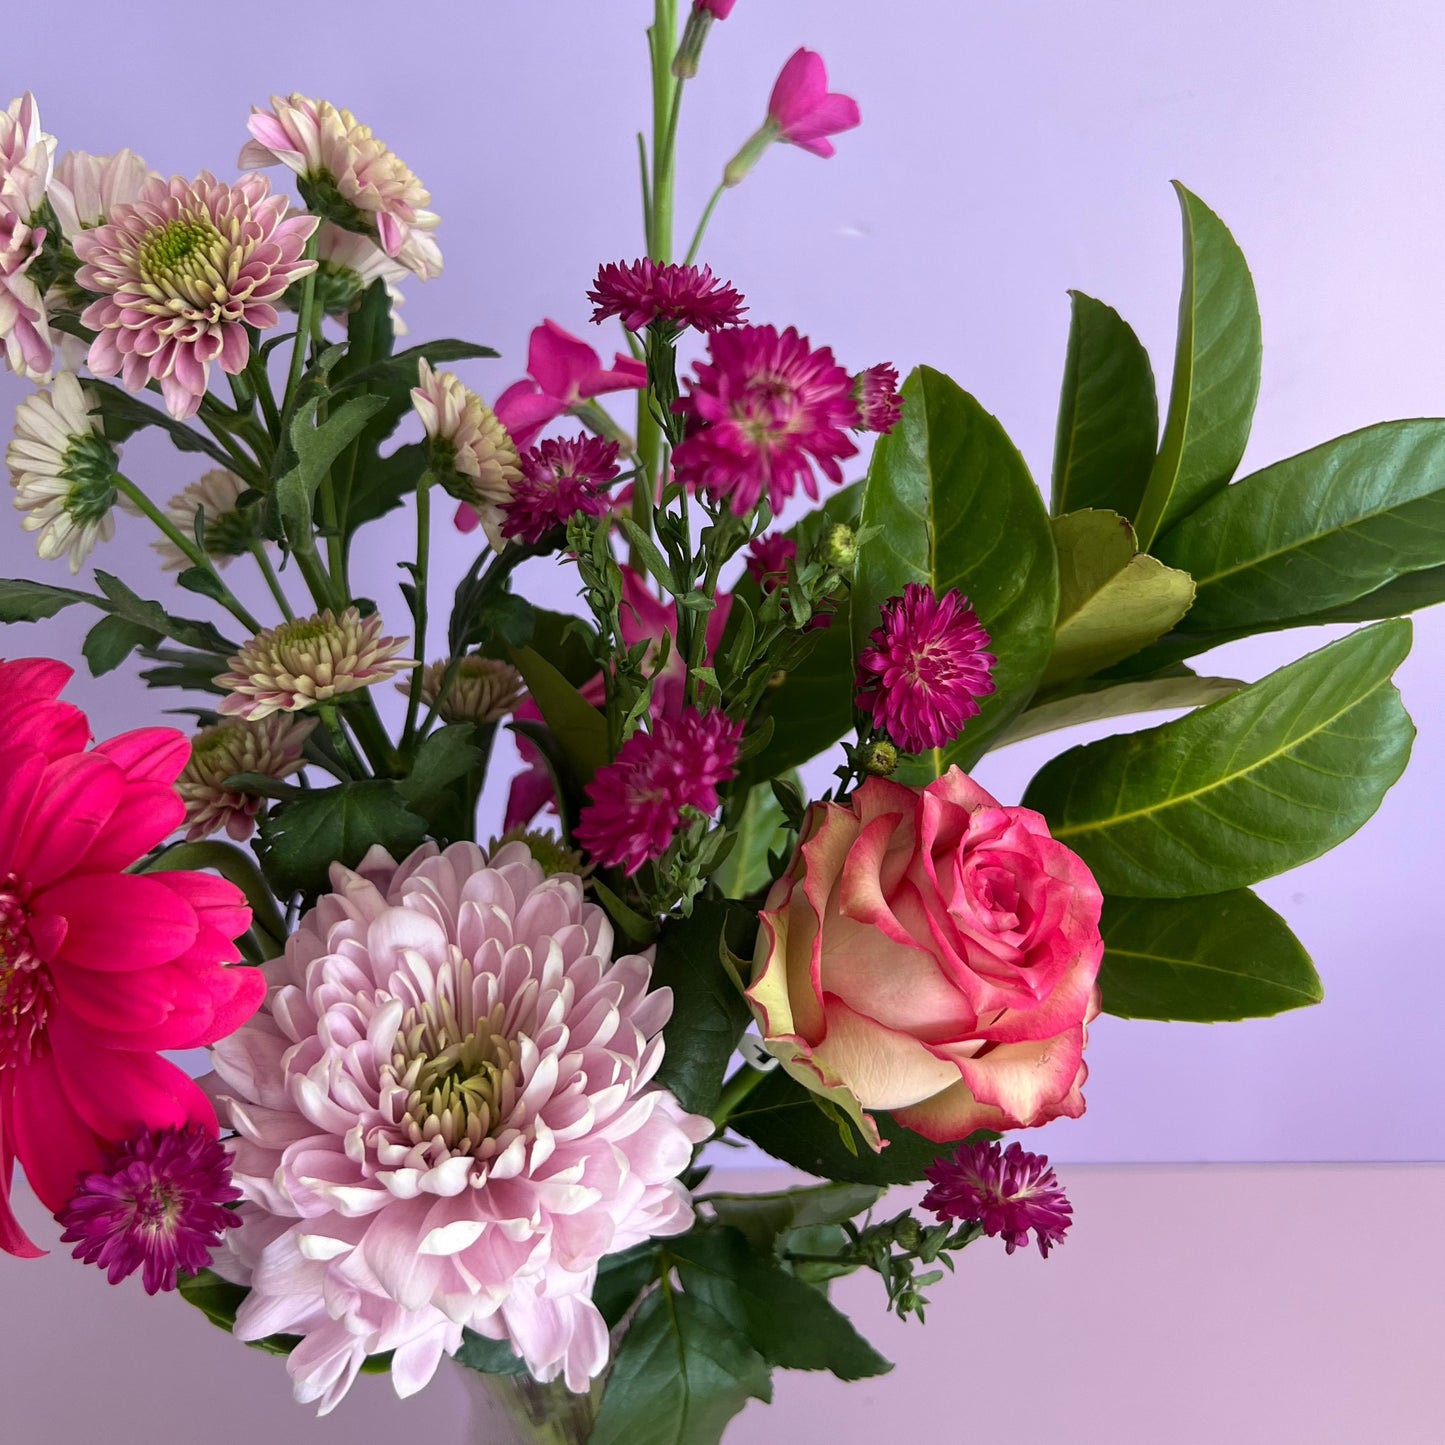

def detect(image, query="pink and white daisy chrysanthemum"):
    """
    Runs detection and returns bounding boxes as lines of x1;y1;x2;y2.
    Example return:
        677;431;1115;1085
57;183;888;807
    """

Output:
240;94;442;281
0;92;58;381
575;709;743;876
401;656;526;726
855;583;997;753
922;1139;1073;1258
152;468;264;572
47;148;155;240
854;362;903;434
588;259;746;335
176;713;317;843
502;434;619;545
672;324;860;517
209;840;710;1412
73;171;318;420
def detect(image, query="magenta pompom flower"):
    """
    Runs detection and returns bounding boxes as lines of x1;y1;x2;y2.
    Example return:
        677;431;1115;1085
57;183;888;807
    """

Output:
855;583;996;752
588;259;746;335
57;1123;240;1293
73;171;318;419
575;710;743;875
922;1139;1073;1258
672;324;860;517
855;363;904;434
502;434;619;545
746;533;797;594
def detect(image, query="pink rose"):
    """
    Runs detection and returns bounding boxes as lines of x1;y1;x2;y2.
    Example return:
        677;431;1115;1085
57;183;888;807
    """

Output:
747;768;1103;1146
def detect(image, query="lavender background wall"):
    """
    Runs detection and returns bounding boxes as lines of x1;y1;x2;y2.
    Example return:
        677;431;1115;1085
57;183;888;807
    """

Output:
4;0;1445;1163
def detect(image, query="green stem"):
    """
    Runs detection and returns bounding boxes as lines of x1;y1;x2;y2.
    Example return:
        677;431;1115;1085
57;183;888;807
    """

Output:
684;183;727;267
317;702;368;779
113;474;263;635
249;540;293;621
710;1063;770;1130
282;233;321;417
402;475;433;749
195;403;263;485
247;348;281;435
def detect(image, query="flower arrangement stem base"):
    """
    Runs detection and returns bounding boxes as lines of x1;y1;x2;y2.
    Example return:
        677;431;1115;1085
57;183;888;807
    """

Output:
460;1366;599;1444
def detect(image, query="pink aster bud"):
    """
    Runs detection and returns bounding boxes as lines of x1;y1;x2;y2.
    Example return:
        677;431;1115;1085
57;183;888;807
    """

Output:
854;363;903;434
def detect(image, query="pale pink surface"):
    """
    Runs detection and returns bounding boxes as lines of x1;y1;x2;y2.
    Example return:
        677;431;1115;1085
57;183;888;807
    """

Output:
210;841;709;1413
766;48;861;158
749;768;1103;1144
73;171;317;419
0;659;260;1257
0;91;56;380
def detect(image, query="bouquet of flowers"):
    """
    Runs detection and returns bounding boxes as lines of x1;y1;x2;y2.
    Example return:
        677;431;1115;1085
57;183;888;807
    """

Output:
0;3;1434;1440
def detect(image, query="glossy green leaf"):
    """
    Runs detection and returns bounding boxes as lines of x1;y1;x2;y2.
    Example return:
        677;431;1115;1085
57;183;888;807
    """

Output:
714;778;795;900
1133;184;1262;549
702;1182;882;1254
1022;620;1415;897
1043;510;1195;685
853;366;1058;773
1050;292;1159;518
590;1286;771;1445
1099;890;1322;1021
1308;563;1445;622
995;672;1242;747
508;644;609;784
1155;420;1445;633
0;577;94;622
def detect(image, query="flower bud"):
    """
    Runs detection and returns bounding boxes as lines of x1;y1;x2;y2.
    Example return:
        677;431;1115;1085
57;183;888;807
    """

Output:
862;740;898;777
821;522;857;571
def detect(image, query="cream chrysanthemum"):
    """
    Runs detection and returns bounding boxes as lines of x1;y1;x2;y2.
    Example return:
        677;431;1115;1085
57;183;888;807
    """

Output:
210;841;709;1413
307;221;409;332
412;358;520;547
0;92;58;381
177;713;317;842
240;94;442;280
403;655;526;725
6;372;120;572
153;468;263;571
47;148;154;240
214;607;416;720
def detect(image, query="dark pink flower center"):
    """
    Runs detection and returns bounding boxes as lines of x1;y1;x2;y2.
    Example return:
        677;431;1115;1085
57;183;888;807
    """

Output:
0;886;51;1070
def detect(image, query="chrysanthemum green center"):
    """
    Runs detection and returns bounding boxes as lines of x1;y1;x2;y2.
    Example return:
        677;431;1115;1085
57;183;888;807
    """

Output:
0;889;53;1071
60;433;120;525
138;217;226;299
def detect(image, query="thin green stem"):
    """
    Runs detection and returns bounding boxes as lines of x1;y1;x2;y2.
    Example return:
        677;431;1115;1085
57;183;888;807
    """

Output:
195;404;262;484
710;1063;770;1130
247;348;281;435
249;540;293;621
283;233;321;415
402;475;432;748
317;702;369;779
684;183;727;266
345;693;401;776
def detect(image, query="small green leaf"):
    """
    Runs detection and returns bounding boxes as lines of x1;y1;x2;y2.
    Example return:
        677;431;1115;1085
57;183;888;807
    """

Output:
176;1270;297;1359
714;779;795;900
454;1330;527;1376
275;394;389;552
0;577;95;622
175;566;230;604
994;672;1242;747
1099;890;1322;1021
81;614;160;676
82;380;239;469
398;724;483;809
332;340;499;393
92;571;235;654
702;1182;882;1253
508;645;609;784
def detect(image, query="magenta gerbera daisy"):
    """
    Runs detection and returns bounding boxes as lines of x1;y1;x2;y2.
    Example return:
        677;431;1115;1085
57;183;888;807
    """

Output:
502;433;619;545
672;324;860;517
588;259;746;334
922;1139;1073;1258
57;1122;240;1293
855;583;996;752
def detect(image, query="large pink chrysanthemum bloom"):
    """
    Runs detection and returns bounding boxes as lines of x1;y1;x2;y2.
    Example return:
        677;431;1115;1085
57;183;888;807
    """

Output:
0;92;58;381
672;324;860;516
72;171;318;420
240;94;442;281
0;657;262;1259
210;841;710;1413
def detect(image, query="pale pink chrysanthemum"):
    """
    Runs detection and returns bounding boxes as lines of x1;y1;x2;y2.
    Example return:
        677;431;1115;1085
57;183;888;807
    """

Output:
672;324;860;517
854;362;903;434
922;1139;1073;1258
575;710;743;876
502;434;619;545
214;607;415;721
73;171;318;420
309;220;409;331
240;94;442;281
0;92;58;381
588;259;746;335
855;583;996;753
57;1123;241;1293
176;713;316;842
152;468;264;572
209;840;710;1413
413;358;521;548
48;148;155;240
401;655;526;726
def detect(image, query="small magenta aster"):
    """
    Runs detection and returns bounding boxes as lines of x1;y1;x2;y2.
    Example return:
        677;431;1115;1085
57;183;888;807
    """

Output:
673;324;860;517
57;1123;241;1293
502;434;619;544
575;710;743;875
745;533;797;594
855;363;903;434
588;259;746;335
922;1139;1073;1258
855;583;996;753
177;712;316;842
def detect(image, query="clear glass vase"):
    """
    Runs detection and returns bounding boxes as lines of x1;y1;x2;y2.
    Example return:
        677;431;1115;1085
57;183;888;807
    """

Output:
458;1365;600;1444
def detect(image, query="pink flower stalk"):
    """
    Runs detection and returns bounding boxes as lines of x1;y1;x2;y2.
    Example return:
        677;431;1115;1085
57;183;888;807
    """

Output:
922;1139;1073;1258
73;172;318;420
240;94;442;280
48;149;155;240
767;49;862;158
588;259;746;335
210;841;709;1411
856;584;996;753
575;709;743;876
745;533;797;594
855;362;903;434
0;658;261;1259
491;320;648;452
57;1122;241;1292
0;93;58;381
673;324;860;517
502;434;619;545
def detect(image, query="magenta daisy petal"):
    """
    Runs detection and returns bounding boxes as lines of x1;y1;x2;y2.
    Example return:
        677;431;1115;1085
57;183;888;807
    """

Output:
502;434;619;545
57;1122;240;1293
588;259;746;334
672;324;860;517
855;583;996;752
745;533;797;593
855;362;903;434
922;1139;1073;1258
